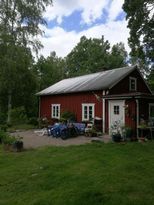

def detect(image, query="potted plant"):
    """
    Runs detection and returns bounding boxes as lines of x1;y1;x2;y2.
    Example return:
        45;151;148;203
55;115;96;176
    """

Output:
12;136;23;152
111;121;122;142
121;126;132;141
2;134;23;152
2;135;16;151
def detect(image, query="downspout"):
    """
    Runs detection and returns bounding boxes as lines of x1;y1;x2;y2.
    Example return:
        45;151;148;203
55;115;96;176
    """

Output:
136;99;139;138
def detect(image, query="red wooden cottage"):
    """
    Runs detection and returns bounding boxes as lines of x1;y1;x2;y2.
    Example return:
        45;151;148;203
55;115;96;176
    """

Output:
37;65;154;137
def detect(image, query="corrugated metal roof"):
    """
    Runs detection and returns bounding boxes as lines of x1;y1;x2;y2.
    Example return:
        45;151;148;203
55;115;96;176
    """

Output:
37;65;137;96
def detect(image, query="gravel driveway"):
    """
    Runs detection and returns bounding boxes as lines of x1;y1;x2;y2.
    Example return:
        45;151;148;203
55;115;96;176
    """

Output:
11;129;111;149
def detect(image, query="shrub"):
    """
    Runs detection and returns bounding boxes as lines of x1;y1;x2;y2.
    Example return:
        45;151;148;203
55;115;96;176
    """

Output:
28;117;38;126
0;112;6;125
0;124;8;132
61;111;76;122
0;130;10;144
10;106;28;125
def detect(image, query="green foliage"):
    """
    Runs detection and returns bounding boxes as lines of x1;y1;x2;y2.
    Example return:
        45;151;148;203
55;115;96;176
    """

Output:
28;117;38;126
66;36;128;77
0;142;154;204
148;69;154;91
0;0;53;123
0;124;8;132
10;106;28;125
0;112;7;125
2;135;16;145
34;52;65;90
108;42;128;68
0;130;7;142
0;130;17;145
61;111;76;122
123;0;154;68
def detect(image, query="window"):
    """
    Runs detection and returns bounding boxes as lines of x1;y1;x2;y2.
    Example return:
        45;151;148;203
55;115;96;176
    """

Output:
149;104;154;119
114;105;119;115
129;77;137;91
51;104;60;119
82;104;95;121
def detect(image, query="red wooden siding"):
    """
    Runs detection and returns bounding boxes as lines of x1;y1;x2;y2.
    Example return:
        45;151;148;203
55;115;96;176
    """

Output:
109;70;151;95
125;99;137;131
40;91;103;123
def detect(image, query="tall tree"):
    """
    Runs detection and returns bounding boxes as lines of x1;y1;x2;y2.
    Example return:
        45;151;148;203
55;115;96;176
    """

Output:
123;0;154;68
0;0;52;123
66;36;110;77
66;36;128;77
108;42;128;68
34;52;65;90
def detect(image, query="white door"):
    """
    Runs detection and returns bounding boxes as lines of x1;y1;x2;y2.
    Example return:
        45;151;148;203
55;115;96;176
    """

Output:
109;100;125;133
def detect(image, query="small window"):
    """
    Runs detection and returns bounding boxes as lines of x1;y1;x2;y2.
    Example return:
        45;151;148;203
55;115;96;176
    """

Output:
149;104;154;119
114;105;119;115
129;77;137;91
82;104;95;121
51;104;60;119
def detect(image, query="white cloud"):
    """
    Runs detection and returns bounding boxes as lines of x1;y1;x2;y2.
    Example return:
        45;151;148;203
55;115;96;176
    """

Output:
79;0;107;24
39;26;80;57
44;0;79;24
38;0;130;58
108;0;124;21
44;0;108;25
38;19;130;58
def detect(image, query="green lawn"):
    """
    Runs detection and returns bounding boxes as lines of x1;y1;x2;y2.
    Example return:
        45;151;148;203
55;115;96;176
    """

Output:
0;142;154;205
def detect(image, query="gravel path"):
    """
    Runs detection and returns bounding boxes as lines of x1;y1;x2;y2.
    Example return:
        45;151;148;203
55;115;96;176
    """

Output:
10;129;111;149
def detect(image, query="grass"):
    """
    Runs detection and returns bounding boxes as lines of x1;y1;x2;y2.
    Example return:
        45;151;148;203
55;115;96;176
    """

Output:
0;142;154;205
7;124;37;132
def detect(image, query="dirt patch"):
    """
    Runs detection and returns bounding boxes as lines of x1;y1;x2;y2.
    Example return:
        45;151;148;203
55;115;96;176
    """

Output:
10;130;111;149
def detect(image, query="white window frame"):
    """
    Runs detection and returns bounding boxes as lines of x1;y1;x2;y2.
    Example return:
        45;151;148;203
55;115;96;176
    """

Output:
82;103;95;121
51;104;60;119
129;77;137;91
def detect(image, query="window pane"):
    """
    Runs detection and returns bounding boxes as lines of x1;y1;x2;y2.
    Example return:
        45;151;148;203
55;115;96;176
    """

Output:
89;106;93;119
114;105;119;115
150;106;154;118
53;106;55;117
84;106;88;119
130;78;136;91
56;106;59;117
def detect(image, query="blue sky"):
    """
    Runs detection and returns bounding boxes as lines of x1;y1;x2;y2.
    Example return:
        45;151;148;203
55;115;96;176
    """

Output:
39;0;130;58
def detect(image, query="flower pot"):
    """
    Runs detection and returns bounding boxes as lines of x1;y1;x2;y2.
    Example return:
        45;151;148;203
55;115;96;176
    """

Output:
112;134;121;142
12;141;23;152
3;144;13;151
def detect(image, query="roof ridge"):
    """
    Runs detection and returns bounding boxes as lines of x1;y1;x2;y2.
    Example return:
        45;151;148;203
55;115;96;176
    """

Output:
62;65;136;81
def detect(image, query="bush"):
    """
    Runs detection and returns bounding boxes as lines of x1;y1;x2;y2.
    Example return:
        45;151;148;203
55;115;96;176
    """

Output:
0;112;6;125
61;111;76;122
28;117;38;126
0;124;8;132
10;106;28;125
0;130;10;144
